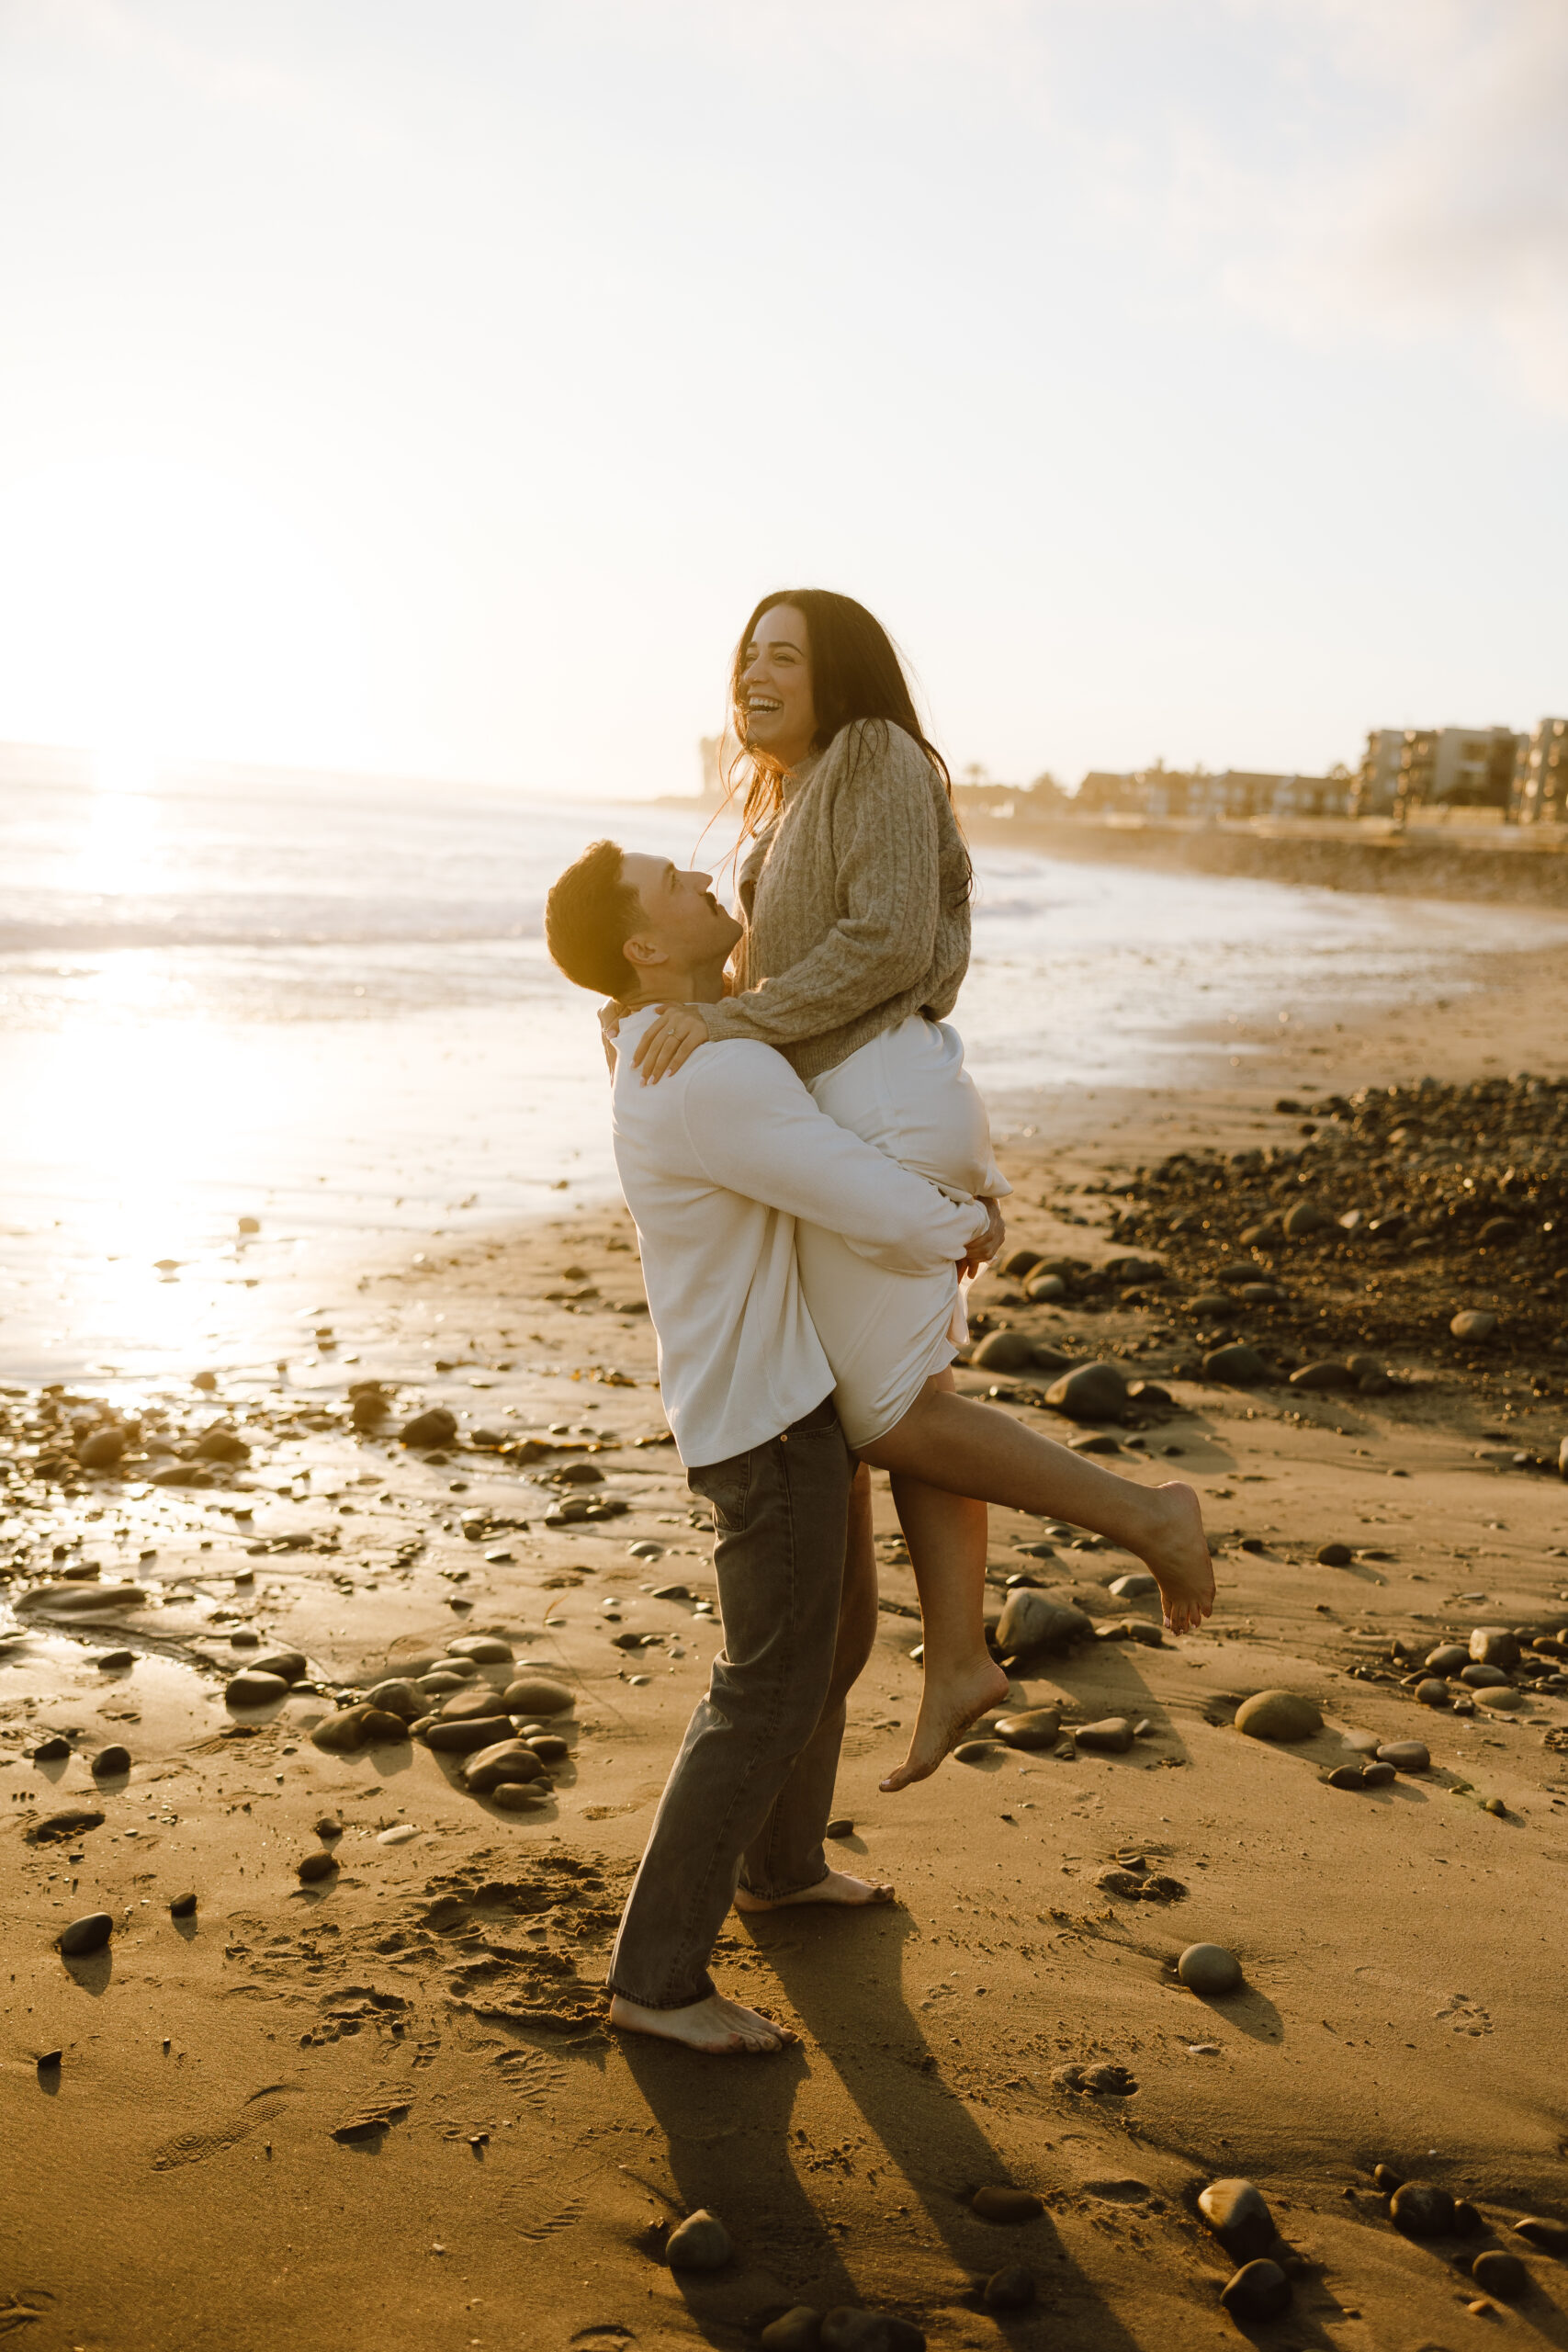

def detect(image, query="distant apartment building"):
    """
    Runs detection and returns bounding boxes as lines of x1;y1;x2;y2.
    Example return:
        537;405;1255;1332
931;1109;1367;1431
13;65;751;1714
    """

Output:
1073;765;1347;820
1513;718;1568;825
1350;729;1404;818
1392;726;1520;820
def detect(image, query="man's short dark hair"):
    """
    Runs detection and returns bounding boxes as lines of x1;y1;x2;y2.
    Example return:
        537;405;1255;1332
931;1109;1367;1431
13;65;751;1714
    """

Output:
544;838;644;997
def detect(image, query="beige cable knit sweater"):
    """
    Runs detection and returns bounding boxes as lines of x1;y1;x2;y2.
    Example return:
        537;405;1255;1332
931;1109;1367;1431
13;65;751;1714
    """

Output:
698;718;972;1083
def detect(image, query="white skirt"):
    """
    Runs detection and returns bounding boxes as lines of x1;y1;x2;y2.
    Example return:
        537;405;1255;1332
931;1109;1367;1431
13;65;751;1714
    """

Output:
795;1016;1010;1449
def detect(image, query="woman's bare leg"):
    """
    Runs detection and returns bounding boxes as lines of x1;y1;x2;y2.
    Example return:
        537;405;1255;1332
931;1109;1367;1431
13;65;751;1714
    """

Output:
882;1470;1008;1792
859;1381;1215;1634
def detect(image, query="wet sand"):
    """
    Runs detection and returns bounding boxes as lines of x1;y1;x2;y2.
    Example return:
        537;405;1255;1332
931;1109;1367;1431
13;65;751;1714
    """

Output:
5;946;1568;2350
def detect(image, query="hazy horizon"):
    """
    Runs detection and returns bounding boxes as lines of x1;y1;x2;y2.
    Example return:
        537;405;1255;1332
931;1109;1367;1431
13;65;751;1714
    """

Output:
2;1;1565;797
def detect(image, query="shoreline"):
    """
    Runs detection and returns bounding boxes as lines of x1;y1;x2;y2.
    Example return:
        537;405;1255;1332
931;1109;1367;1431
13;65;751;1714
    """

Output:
5;947;1568;2346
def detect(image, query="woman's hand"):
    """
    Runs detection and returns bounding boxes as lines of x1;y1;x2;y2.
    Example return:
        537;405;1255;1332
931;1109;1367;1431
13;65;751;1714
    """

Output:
632;1002;710;1084
958;1196;1007;1281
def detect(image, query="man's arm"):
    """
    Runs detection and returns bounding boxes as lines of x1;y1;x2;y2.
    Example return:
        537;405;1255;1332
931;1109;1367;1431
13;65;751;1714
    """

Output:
680;1046;987;1274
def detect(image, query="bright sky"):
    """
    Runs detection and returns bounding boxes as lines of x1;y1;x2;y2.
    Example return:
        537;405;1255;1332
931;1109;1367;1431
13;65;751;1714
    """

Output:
1;0;1565;797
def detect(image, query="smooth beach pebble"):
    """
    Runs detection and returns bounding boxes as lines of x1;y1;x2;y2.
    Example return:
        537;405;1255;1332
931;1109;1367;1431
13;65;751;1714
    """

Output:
1416;1679;1450;1708
250;1650;307;1683
1074;1717;1134;1754
953;1740;996;1763
1390;2181;1454;2236
1377;1740;1429;1770
30;1736;73;1762
95;1648;134;1670
1178;1943;1243;1995
90;1745;131;1779
440;1685;513;1722
297;1850;338;1884
1325;1765;1367;1791
225;1670;290;1709
971;2186;1043;2223
447;1635;513;1664
1359;1761;1396;1787
1426;1643;1471;1675
525;1734;570;1764
378;1824;419;1845
665;2209;732;2270
1235;1690;1321;1741
1514;2217;1568;2256
312;1705;374;1753
1470;1626;1521;1668
1198;2178;1276;2263
461;1740;547;1792
58;1912;114;1957
760;2310;822;2352
1315;1542;1353;1565
1201;1343;1270;1385
1108;1571;1157;1598
1476;1688;1524;1712
1472;2252;1529;2301
500;1677;573;1715
1450;1310;1498;1340
169;1892;197;1917
826;1818;854;1838
982;2267;1035;2311
425;1715;513;1754
364;1679;425;1720
491;1782;550;1812
1220;2261;1292;2321
400;1406;457;1448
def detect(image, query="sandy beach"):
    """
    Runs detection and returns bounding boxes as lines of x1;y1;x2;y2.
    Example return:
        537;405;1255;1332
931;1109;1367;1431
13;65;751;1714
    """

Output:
5;934;1568;2350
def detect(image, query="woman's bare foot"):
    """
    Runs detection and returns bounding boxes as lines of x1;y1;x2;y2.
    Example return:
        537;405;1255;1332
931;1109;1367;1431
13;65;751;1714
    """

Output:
880;1653;1010;1792
1137;1481;1216;1634
733;1869;895;1912
607;1990;795;2052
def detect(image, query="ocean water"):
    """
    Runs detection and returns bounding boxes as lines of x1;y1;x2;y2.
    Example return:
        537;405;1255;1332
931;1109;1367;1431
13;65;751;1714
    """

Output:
4;764;1563;1381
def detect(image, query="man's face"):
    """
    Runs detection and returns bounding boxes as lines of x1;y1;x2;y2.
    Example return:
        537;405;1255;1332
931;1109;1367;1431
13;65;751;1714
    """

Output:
620;853;742;979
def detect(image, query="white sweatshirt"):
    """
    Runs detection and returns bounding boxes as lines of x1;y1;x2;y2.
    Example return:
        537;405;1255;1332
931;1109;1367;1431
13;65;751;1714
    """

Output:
610;1006;986;1466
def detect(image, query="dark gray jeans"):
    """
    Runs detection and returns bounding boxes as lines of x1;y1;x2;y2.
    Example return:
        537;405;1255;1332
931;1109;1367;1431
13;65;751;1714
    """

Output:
606;1395;855;2010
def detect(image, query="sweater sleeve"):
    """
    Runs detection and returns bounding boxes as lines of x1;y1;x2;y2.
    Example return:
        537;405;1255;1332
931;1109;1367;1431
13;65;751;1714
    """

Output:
698;725;942;1048
680;1047;985;1275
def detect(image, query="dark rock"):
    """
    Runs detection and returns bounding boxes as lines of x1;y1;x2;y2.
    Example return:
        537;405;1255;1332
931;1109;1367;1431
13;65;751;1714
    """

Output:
1372;2163;1404;2194
982;2267;1035;2312
1425;1644;1470;1676
169;1892;197;1918
1514;2217;1568;2256
500;1677;573;1715
1315;1542;1353;1566
993;1589;1093;1657
1075;1717;1134;1754
1201;1343;1270;1386
993;1708;1061;1751
1178;1943;1242;1995
38;2051;62;2072
29;1736;73;1762
971;1330;1037;1373
1451;2199;1483;2235
440;1685;514;1722
425;1715;514;1754
971;2186;1043;2223
1044;1361;1128;1421
1359;1761;1396;1788
90;1745;130;1779
297;1850;338;1884
365;1679;425;1721
1450;1310;1497;1340
1281;1200;1331;1238
1220;2260;1292;2321
76;1426;127;1469
826;1818;854;1838
1391;2180;1454;2237
1325;1764;1368;1791
226;1670;290;1709
820;2313;924;2352
525;1734;570;1764
1416;1678;1451;1708
761;2310;823;2352
360;1708;410;1745
400;1406;458;1449
999;1248;1046;1279
195;1423;250;1463
1235;1689;1321;1741
350;1390;389;1430
665;2209;732;2270
58;1912;114;1957
311;1704;374;1753
462;1741;547;1793
315;1816;342;1838
1198;2178;1276;2264
1472;2252;1528;2299
251;1650;308;1683
491;1782;550;1812
95;1649;134;1670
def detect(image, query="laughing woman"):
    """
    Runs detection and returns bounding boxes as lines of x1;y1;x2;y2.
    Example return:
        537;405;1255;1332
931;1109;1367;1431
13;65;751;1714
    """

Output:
634;591;1213;1785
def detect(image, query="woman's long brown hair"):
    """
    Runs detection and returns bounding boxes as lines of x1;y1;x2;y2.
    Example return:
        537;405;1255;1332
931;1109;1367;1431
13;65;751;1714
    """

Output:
723;588;954;844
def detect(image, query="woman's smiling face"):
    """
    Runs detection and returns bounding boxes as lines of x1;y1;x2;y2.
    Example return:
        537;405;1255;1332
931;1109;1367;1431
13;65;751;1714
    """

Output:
738;603;817;770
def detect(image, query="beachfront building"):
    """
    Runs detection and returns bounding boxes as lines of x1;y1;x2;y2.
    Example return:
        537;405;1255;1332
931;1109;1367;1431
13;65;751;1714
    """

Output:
1513;718;1568;826
1072;764;1347;821
1392;725;1521;821
1350;729;1405;818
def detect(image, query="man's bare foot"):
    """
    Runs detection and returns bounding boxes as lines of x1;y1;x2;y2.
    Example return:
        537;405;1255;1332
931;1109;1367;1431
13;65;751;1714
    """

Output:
1137;1482;1216;1634
879;1653;1010;1792
607;1990;796;2052
733;1869;895;1912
